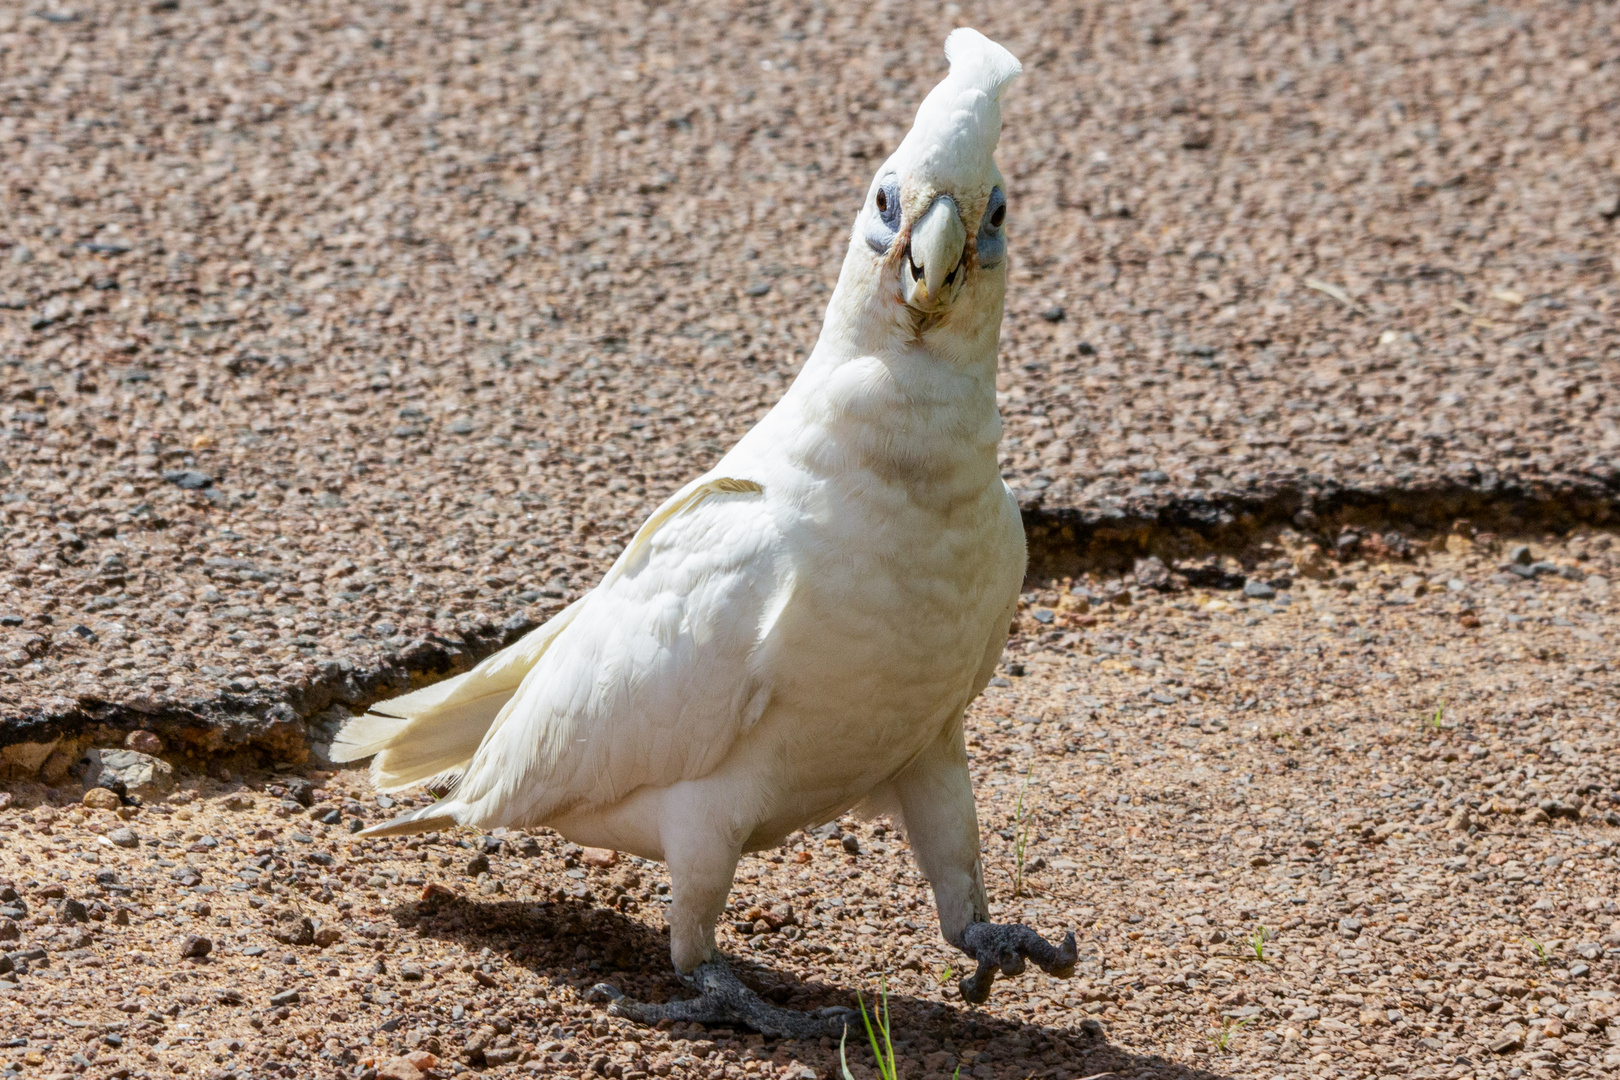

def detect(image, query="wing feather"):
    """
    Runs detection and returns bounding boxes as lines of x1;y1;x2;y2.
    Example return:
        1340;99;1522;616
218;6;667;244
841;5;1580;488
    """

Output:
330;597;587;791
364;475;782;834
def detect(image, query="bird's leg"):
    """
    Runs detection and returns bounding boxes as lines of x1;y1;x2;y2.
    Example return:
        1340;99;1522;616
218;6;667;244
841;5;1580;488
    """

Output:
588;809;851;1040
886;725;1078;1005
598;955;850;1040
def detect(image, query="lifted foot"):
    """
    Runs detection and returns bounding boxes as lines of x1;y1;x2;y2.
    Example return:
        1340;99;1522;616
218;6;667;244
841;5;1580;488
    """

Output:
957;921;1077;1004
594;957;851;1041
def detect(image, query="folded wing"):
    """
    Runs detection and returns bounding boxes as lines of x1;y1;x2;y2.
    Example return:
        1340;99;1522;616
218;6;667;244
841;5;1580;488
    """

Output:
353;476;787;836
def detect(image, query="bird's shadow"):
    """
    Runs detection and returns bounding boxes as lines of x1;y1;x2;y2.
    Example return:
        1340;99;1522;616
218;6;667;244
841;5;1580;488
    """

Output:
393;893;1239;1080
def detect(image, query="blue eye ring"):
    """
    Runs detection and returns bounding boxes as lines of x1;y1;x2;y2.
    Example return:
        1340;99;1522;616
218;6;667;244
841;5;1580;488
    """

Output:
985;186;1006;229
977;186;1007;268
864;174;902;254
876;175;901;230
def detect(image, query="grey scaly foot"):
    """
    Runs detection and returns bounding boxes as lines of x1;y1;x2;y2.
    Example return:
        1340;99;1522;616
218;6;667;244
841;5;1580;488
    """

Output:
593;957;851;1041
957;920;1077;1004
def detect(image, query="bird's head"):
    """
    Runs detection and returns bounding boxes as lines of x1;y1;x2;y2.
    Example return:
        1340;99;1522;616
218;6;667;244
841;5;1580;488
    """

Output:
847;29;1021;334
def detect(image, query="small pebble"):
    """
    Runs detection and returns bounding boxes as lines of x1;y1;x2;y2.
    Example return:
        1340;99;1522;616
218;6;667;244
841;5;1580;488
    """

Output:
581;847;618;868
161;469;213;490
125;731;164;755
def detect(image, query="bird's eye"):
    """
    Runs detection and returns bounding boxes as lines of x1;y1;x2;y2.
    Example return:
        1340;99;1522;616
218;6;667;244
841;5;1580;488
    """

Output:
864;174;903;254
976;187;1008;269
985;187;1006;230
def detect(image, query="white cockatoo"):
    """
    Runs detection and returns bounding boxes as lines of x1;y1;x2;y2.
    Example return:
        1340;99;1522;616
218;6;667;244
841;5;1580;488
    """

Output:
332;28;1074;1036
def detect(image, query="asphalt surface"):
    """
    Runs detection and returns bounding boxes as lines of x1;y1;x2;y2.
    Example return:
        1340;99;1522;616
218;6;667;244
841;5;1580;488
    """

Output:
0;0;1617;739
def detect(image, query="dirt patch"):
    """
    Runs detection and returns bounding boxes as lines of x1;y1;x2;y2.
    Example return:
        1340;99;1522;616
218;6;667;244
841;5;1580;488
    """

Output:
2;532;1618;1079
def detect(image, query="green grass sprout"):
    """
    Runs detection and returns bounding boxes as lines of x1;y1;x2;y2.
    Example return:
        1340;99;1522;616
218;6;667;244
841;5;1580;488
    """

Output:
840;977;899;1080
1011;767;1035;899
1207;1016;1254;1052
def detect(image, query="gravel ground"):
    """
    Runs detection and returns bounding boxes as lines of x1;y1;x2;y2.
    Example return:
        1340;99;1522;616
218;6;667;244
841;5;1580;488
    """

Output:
1;0;1618;734
2;529;1620;1080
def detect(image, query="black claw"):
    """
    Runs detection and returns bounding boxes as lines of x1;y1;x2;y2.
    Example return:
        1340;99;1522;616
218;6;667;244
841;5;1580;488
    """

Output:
601;957;843;1041
957;922;1078;1005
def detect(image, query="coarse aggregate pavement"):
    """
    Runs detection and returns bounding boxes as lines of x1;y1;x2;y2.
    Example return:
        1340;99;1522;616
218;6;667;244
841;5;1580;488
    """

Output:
1;0;1618;740
2;531;1620;1080
2;6;1620;1076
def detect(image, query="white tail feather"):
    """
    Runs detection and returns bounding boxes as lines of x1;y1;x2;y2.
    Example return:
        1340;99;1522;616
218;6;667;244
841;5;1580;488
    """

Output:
359;803;460;838
329;597;587;792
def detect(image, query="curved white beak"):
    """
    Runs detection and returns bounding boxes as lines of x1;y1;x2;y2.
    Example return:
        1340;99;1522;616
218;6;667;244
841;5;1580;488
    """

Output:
903;195;967;312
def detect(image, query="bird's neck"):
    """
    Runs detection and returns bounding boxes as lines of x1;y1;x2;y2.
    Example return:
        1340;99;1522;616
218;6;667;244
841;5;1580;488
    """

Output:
762;319;1007;509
